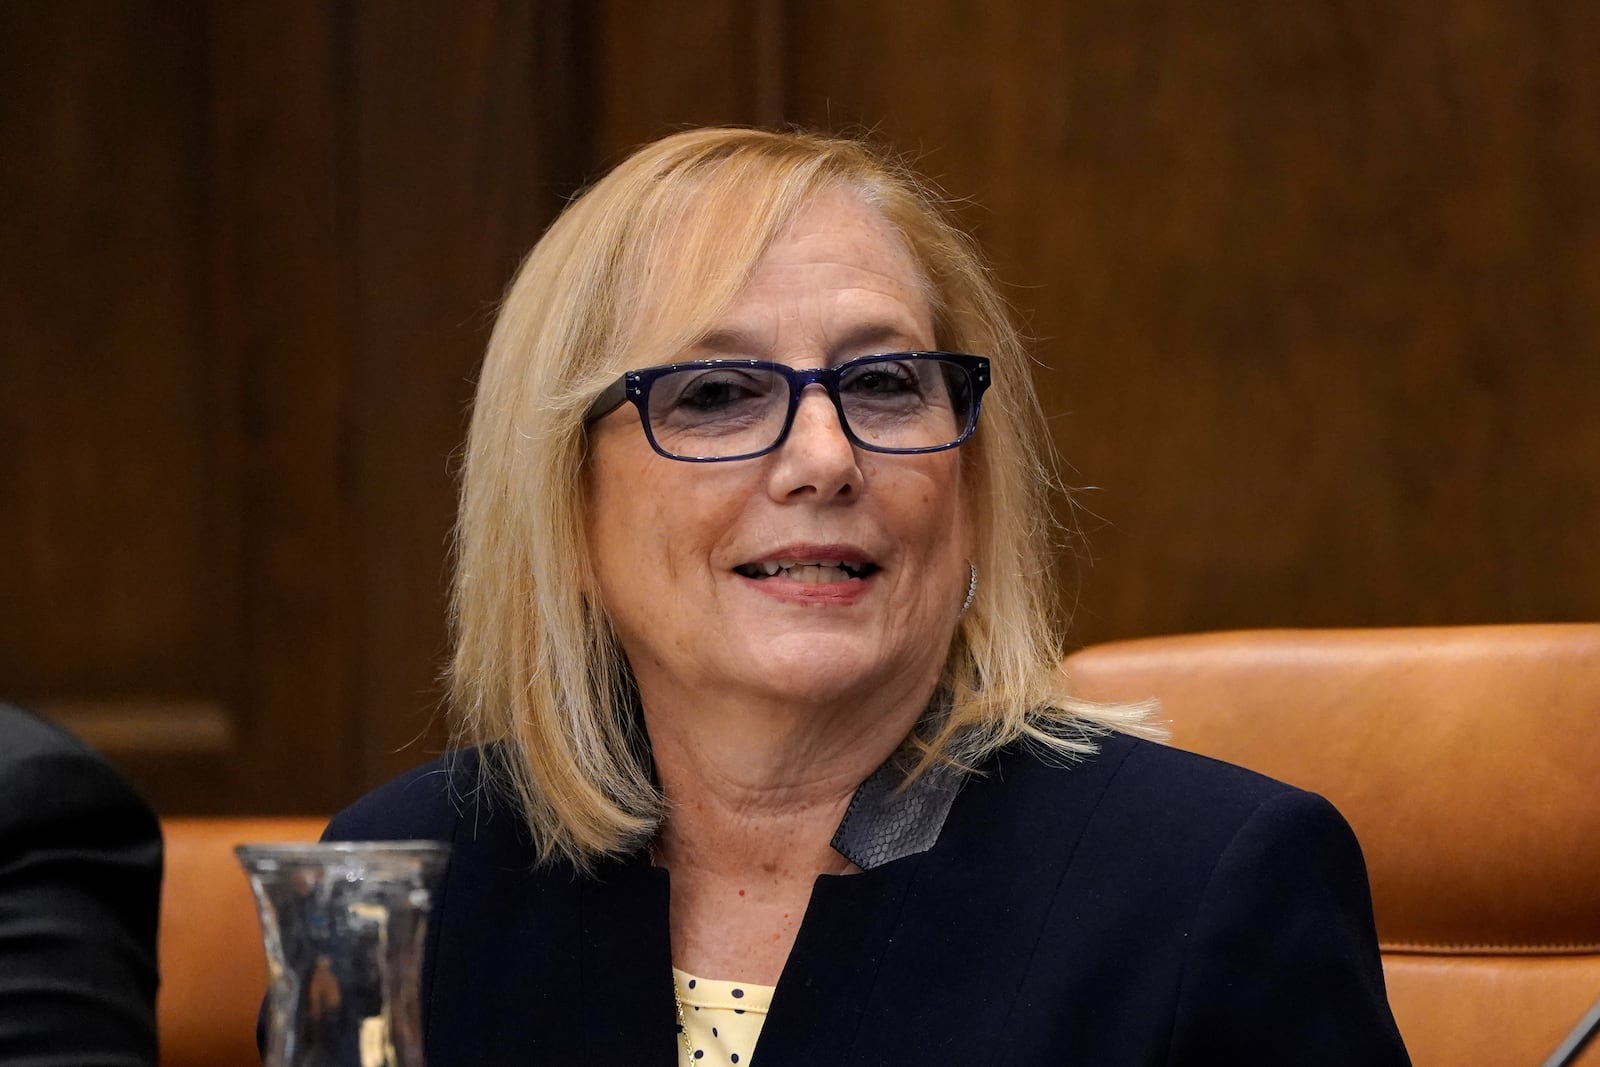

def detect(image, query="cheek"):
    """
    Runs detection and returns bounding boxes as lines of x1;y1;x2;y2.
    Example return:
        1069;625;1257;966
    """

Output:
945;457;974;557
588;446;744;596
897;457;966;556
587;442;664;619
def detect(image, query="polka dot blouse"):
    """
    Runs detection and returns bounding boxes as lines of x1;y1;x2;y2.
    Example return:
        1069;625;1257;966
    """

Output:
674;966;774;1066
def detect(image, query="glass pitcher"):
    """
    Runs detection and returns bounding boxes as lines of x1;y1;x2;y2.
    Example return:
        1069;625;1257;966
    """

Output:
236;841;450;1067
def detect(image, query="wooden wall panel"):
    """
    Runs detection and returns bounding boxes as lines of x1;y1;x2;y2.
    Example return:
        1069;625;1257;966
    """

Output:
2;1;584;813
781;0;1600;645
343;1;573;786
588;0;783;164
0;3;242;805
205;1;354;811
0;4;209;696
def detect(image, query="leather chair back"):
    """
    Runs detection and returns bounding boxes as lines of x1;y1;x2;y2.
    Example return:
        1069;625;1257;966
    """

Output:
1064;624;1600;1067
159;816;327;1067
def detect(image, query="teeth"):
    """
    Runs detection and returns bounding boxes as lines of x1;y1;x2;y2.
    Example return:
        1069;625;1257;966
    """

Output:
738;560;868;582
783;564;850;583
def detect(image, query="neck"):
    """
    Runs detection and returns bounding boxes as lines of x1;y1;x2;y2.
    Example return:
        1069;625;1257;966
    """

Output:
637;668;941;981
646;684;929;878
644;683;933;983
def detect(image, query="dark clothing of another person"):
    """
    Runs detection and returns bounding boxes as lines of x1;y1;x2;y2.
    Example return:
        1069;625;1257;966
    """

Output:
0;704;162;1067
326;731;1411;1065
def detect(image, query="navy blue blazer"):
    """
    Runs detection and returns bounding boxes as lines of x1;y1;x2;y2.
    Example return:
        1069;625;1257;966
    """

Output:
325;731;1409;1065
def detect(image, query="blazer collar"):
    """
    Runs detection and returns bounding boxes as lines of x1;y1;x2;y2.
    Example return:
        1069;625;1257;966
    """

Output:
830;756;965;869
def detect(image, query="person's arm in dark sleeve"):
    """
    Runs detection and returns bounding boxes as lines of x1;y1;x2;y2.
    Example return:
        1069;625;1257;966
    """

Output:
0;707;163;1067
1167;788;1412;1065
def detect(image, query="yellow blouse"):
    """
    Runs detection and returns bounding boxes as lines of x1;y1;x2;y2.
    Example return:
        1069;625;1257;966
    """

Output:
674;966;774;1066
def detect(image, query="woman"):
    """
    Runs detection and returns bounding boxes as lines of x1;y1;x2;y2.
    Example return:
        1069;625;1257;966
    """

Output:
327;128;1410;1064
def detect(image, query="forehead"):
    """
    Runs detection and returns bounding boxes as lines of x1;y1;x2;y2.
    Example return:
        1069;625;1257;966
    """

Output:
757;188;920;272
619;186;932;367
709;191;931;347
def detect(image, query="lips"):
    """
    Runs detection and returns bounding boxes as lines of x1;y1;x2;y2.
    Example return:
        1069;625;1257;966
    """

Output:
733;546;881;584
734;558;876;583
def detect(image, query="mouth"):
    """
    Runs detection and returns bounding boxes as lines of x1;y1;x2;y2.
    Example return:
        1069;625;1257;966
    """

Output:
733;557;880;584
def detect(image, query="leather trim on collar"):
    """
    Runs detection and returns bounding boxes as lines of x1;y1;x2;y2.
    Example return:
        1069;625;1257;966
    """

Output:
830;758;965;870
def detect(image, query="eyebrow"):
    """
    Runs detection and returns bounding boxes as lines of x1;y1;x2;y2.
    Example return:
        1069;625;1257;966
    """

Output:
692;329;763;357
692;322;926;359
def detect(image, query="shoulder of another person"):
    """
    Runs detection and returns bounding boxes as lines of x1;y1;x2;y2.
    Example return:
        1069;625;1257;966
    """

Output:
0;702;95;767
0;703;154;818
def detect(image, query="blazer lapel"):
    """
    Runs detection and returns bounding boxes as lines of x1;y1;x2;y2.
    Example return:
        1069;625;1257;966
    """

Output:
751;736;1138;1064
578;856;678;1065
423;803;589;1065
752;857;922;1065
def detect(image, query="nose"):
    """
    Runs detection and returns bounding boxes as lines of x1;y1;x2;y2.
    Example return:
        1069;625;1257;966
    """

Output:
766;384;863;502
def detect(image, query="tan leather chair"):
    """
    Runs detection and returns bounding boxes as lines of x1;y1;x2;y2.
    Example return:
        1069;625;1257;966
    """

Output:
159;816;328;1067
1064;624;1600;1067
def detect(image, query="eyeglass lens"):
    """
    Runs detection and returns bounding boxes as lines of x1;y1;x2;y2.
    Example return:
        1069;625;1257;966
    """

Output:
646;356;975;459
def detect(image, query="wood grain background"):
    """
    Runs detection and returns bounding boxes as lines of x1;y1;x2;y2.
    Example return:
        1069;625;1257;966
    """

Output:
3;0;1594;813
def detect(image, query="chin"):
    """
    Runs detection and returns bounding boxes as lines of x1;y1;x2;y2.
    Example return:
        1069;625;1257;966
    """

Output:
734;632;929;706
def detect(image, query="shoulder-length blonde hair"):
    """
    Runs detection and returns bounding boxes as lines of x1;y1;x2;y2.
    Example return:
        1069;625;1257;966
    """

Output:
452;127;1157;869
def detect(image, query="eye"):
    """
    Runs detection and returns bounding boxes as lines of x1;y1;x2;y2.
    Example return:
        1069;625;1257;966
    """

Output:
678;377;749;411
662;369;770;413
840;359;921;398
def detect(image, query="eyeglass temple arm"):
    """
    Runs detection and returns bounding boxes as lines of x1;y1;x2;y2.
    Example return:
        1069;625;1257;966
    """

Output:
584;376;631;424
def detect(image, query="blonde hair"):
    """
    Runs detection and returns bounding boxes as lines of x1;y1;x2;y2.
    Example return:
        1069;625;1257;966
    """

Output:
451;127;1158;869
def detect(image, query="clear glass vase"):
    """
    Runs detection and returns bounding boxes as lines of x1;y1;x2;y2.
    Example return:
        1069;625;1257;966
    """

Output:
236;841;451;1067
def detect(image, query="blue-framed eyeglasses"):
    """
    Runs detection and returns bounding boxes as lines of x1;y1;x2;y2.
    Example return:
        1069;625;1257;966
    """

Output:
583;351;991;462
